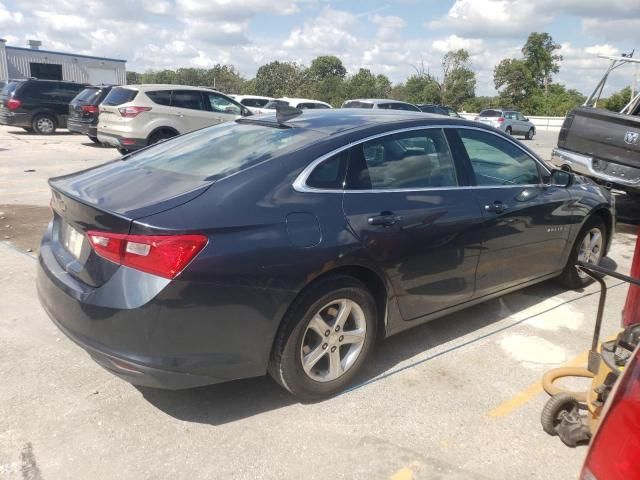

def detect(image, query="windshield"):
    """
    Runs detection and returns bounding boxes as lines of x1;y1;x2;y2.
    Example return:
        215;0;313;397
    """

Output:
263;100;290;109
127;121;323;181
343;101;374;109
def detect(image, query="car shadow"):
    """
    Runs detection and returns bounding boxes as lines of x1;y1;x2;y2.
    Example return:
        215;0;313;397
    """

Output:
8;129;73;136
139;274;608;426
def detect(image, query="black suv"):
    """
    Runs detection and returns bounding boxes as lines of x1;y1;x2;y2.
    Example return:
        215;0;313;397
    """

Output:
0;79;86;134
68;85;114;143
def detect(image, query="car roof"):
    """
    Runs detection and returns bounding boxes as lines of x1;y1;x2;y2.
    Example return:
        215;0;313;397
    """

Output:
277;97;331;105
234;94;273;100
248;108;473;136
121;84;220;92
346;99;413;105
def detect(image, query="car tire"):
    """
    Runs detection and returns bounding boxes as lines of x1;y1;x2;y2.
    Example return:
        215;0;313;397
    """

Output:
89;136;100;144
32;114;57;135
268;275;378;401
525;128;535;140
557;216;607;289
116;147;130;155
148;130;177;146
506;126;512;135
22;127;34;133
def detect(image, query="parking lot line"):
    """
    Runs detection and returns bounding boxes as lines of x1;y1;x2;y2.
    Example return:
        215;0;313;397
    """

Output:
389;461;421;480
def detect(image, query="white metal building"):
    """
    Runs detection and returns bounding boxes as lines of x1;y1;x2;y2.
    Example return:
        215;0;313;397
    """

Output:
0;39;126;85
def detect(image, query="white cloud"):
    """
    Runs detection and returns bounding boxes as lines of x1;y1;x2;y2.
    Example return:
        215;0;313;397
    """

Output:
370;14;407;40
283;7;358;52
0;1;23;26
432;35;485;54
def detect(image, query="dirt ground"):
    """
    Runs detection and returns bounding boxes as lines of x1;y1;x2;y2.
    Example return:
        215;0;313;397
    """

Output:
0;204;51;252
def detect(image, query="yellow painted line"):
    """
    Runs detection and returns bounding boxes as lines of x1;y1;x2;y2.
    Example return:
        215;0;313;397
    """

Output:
389;461;421;480
488;350;589;418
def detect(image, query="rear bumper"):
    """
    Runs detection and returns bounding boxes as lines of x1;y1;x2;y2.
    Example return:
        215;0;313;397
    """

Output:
97;131;147;150
36;221;285;389
67;118;95;137
550;147;640;191
0;111;30;128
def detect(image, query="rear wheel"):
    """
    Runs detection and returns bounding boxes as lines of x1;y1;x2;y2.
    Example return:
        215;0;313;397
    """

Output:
557;216;606;289
148;130;177;146
268;275;377;400
32;114;56;135
525;128;534;140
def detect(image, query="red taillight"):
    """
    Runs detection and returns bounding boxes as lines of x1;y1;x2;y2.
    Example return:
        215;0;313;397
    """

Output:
81;105;98;113
87;231;207;279
497;117;505;123
7;98;21;111
581;347;640;480
118;106;151;118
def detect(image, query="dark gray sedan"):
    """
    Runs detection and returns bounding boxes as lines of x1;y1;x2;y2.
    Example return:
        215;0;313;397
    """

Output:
37;109;613;400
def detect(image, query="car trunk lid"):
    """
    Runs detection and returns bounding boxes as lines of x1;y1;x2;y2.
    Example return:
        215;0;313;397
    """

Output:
48;159;213;287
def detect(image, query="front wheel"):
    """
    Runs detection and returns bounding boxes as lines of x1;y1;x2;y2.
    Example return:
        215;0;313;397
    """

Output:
557;217;606;289
268;275;377;400
525;128;535;140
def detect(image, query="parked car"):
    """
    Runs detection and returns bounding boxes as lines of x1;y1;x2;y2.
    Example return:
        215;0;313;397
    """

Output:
263;97;332;110
0;79;86;134
230;94;274;114
68;85;114;144
342;98;421;111
580;343;639;480
475;109;536;139
417;104;462;117
551;54;640;197
38;109;614;400
97;84;252;154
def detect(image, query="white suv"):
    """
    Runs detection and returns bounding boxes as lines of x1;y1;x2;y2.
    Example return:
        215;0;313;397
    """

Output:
262;97;332;111
230;95;273;114
97;85;251;153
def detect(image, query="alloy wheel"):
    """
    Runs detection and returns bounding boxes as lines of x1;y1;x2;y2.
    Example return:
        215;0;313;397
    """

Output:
300;298;367;382
36;117;54;134
577;227;603;278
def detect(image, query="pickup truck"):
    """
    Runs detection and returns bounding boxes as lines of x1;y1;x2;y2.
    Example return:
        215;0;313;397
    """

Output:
550;54;640;196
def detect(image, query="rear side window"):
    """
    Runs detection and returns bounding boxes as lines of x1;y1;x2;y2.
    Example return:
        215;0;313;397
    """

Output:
306;151;348;189
479;109;501;117
347;129;458;190
128;122;323;180
241;98;269;108
172;90;205;110
22;81;82;101
458;129;541;186
146;90;172;106
103;87;138;106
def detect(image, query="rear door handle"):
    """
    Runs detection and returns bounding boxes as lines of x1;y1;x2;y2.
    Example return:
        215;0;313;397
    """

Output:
484;201;508;213
368;212;398;227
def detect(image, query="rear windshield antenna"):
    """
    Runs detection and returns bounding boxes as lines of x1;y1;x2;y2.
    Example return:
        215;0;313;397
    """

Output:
276;104;303;125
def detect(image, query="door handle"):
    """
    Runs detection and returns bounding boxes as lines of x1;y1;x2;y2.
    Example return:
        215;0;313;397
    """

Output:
368;212;398;227
484;201;508;213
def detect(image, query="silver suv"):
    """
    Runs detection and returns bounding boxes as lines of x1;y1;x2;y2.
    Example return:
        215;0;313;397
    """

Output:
475;109;536;140
97;85;251;153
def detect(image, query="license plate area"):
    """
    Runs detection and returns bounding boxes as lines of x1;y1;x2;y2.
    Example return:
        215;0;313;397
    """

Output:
61;222;85;261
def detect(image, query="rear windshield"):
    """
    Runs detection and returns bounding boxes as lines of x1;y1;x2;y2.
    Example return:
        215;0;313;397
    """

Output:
73;87;101;103
103;87;138;106
127;121;324;181
479;109;502;117
1;81;21;97
263;100;289;109
342;101;374;109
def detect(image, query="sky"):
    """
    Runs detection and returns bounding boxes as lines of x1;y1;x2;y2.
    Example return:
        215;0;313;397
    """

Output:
1;0;638;96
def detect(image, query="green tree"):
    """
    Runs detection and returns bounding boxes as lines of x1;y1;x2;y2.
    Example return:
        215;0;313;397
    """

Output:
603;86;632;112
254;61;305;98
441;49;476;108
344;68;391;99
528;84;585;116
389;83;407;101
460;96;500;113
126;71;141;85
304;55;347;106
307;55;346;81
522;32;562;95
494;58;537;109
404;74;441;104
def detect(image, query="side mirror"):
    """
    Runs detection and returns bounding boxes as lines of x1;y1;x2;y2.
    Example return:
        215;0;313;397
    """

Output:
547;169;572;187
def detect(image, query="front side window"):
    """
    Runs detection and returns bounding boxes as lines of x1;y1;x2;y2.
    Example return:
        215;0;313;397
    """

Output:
146;90;172;106
172;90;205;110
206;93;242;115
458;129;541;186
346;129;458;190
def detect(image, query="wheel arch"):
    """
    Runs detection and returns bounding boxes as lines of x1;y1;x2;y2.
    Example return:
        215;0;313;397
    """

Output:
147;126;179;143
590;207;614;254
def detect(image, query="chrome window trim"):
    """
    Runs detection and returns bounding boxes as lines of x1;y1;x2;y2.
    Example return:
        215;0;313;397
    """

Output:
292;125;550;194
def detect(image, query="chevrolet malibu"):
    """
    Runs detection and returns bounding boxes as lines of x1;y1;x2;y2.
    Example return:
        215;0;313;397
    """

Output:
37;109;614;400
